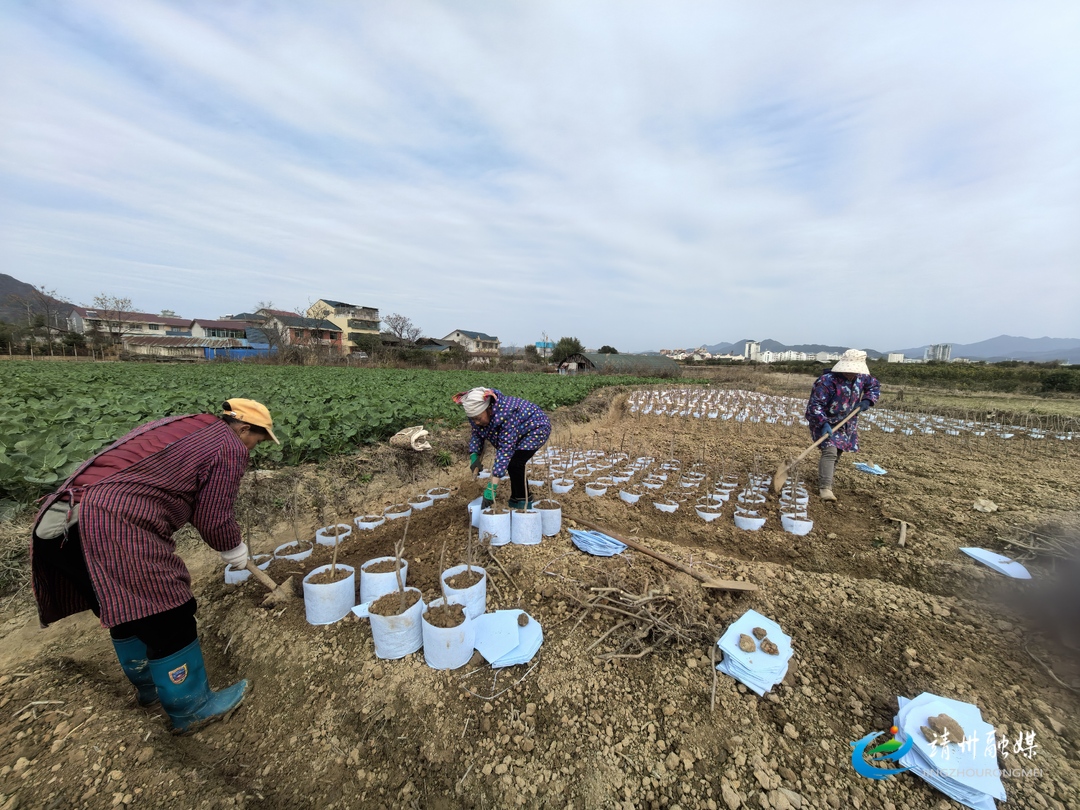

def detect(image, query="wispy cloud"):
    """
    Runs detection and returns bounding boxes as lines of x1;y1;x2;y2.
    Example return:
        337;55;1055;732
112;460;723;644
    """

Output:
2;0;1078;351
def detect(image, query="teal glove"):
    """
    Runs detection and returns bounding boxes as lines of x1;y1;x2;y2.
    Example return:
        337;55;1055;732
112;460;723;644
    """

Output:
469;453;482;474
481;480;497;509
822;422;833;437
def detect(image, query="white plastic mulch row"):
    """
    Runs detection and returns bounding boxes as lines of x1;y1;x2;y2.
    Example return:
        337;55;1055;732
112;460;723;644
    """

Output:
628;388;806;424
628;386;1073;442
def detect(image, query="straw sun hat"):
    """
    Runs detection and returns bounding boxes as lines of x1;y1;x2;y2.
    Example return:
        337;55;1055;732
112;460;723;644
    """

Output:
832;349;869;376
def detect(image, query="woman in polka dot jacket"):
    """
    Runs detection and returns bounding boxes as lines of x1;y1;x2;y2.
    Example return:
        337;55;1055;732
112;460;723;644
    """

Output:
453;387;551;508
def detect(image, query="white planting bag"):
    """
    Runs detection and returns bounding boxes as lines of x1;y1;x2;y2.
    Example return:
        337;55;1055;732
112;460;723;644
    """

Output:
441;564;487;620
422;598;475;670
511;509;542;545
480;508;512;547
302;564;356;626
360;557;409;604
369;588;425;659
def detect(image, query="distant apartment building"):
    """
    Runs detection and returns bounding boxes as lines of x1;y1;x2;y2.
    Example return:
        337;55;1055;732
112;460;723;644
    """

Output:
925;343;952;362
744;341;761;362
887;353;905;363
760;350;809;363
306;299;380;352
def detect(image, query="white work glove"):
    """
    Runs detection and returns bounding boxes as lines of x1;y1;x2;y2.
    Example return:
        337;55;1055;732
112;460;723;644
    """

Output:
219;542;249;568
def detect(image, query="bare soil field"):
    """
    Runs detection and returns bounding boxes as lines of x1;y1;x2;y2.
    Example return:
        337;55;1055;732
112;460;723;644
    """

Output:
2;385;1078;810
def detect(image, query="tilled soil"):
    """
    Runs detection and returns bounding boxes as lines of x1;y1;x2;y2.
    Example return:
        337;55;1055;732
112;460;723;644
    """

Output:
2;388;1079;810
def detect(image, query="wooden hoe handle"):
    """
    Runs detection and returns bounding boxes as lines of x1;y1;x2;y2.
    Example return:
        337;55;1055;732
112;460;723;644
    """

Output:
788;406;861;467
244;558;281;592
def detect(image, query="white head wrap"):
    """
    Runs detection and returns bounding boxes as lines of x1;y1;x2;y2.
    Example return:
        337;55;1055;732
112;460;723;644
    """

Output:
454;387;494;417
833;349;870;376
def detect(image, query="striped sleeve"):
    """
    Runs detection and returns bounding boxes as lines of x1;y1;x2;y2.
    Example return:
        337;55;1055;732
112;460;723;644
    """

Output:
190;439;248;552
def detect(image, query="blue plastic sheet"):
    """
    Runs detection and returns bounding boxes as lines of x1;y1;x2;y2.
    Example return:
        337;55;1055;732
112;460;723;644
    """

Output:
854;462;887;475
569;529;627;557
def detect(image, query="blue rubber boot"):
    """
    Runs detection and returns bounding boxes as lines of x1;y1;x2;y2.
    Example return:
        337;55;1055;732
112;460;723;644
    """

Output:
148;639;249;736
508;498;535;510
111;637;159;707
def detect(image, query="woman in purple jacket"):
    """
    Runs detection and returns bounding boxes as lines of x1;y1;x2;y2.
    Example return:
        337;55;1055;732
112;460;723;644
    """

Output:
804;350;880;502
454;387;551;509
30;399;278;735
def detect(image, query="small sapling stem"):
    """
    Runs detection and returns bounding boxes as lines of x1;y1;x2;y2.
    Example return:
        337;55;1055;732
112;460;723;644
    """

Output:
395;515;409;613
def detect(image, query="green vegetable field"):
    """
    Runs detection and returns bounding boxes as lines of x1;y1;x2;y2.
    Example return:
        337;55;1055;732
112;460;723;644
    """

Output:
0;363;656;504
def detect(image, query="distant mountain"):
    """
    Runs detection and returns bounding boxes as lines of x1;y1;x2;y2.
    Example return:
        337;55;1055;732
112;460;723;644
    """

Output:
890;335;1080;363
702;338;884;359
691;334;1080;363
701;341;737;355
0;273;71;326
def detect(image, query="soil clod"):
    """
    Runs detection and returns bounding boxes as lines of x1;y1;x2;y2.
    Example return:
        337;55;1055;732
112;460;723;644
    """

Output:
922;713;967;745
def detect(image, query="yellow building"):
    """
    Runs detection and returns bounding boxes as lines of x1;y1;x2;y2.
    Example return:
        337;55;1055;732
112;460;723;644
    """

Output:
306;299;380;352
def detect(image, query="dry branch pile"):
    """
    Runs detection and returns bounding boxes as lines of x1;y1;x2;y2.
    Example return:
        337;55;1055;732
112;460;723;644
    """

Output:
564;564;712;661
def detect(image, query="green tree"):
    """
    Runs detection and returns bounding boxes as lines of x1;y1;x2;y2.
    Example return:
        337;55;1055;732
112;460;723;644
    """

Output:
1042;370;1080;393
0;321;19;353
351;333;381;356
442;345;470;366
551;336;583;365
62;331;86;350
523;344;541;363
598;345;618;354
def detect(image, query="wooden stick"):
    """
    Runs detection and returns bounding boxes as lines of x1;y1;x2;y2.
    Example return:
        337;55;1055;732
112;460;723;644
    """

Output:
1024;643;1080;694
886;517;910;547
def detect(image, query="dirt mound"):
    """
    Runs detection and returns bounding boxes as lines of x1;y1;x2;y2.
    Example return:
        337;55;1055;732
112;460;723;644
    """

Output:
2;387;1078;809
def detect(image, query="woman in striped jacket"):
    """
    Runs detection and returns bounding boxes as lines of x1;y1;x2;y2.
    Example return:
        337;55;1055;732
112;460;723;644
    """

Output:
30;399;278;735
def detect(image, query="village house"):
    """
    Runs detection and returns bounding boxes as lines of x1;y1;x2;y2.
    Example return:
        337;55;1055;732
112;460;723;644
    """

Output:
189;319;250;339
306;299;380;352
442;329;500;354
68;306;191;340
257;308;343;350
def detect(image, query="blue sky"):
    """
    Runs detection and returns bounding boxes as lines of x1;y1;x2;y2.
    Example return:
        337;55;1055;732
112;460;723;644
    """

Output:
2;1;1078;352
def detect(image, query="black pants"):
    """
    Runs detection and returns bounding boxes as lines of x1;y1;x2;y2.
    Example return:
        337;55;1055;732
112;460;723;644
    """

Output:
33;523;197;659
507;448;540;502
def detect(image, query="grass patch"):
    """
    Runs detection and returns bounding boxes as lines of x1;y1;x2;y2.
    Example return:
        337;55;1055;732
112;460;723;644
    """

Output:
0;511;31;596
